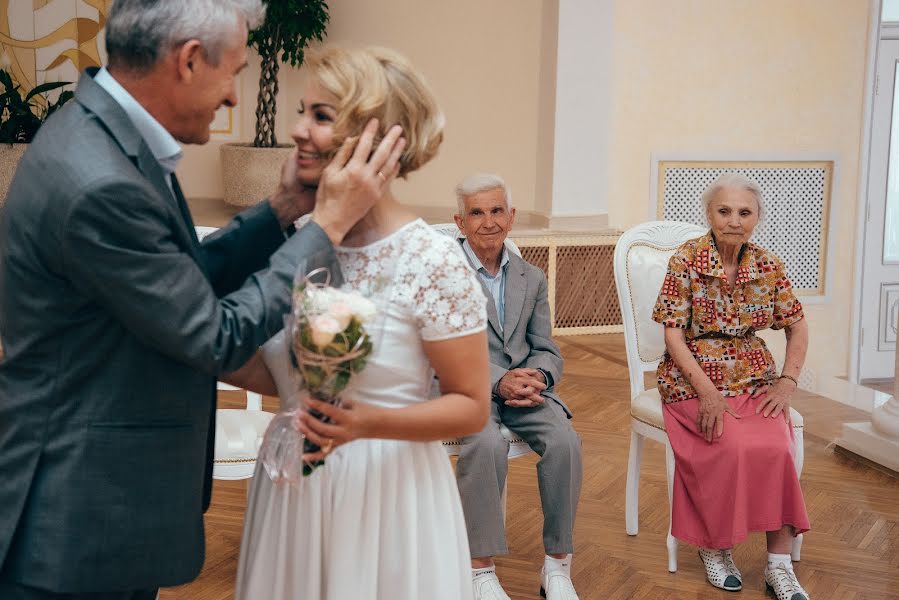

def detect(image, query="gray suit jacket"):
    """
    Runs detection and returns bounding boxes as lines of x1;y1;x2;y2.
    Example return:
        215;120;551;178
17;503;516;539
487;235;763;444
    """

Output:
459;242;570;416
0;69;337;592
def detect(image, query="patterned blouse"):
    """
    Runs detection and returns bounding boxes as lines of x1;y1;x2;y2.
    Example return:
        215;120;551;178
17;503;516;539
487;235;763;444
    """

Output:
652;232;804;404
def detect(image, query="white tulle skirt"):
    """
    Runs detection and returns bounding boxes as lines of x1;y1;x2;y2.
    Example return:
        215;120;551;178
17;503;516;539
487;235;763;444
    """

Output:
235;437;473;600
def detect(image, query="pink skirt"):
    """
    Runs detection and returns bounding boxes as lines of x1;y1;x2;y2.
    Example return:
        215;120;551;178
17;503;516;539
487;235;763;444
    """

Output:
662;393;810;549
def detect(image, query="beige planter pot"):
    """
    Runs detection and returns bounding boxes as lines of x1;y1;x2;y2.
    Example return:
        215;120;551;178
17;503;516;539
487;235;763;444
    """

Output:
0;144;28;209
220;143;293;207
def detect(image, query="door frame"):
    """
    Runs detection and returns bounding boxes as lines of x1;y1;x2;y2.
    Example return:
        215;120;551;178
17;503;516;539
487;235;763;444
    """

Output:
852;0;890;383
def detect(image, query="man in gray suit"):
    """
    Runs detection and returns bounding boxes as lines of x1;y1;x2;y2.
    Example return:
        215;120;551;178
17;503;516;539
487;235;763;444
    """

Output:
453;174;583;600
0;1;403;598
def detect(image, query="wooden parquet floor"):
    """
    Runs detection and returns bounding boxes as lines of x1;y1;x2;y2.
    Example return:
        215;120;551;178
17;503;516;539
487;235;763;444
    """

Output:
160;334;899;600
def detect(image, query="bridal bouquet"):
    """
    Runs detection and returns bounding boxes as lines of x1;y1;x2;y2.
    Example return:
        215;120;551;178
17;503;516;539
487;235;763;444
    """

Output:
260;271;377;483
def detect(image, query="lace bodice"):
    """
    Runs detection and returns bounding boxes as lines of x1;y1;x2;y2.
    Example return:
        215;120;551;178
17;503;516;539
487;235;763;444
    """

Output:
336;219;485;340
265;218;487;409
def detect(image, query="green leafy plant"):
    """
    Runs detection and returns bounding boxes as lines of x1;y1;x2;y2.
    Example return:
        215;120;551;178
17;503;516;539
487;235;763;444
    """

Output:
248;0;329;148
0;69;73;144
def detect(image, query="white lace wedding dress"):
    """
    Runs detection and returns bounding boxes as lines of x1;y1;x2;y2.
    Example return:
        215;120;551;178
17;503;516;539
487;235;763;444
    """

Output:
235;219;485;599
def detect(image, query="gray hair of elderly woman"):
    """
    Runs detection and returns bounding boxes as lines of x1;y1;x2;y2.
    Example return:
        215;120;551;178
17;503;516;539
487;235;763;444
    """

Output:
700;172;765;222
105;0;266;73
454;173;513;214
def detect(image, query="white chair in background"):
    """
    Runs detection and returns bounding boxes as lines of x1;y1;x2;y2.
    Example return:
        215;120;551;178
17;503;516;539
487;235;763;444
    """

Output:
195;225;275;481
212;383;272;480
613;220;804;573
431;223;535;519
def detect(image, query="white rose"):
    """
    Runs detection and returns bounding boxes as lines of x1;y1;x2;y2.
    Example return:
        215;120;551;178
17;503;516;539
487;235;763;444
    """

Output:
348;295;377;323
309;288;336;314
328;300;354;331
309;315;342;348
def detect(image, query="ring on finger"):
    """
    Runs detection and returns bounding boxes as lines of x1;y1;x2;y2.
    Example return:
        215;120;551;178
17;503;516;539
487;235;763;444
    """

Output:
377;171;387;182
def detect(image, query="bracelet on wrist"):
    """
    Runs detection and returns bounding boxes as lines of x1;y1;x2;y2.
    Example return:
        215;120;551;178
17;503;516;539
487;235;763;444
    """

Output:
778;374;798;387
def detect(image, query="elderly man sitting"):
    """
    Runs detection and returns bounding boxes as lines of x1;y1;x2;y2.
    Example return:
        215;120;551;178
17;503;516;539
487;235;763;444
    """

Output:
452;174;583;600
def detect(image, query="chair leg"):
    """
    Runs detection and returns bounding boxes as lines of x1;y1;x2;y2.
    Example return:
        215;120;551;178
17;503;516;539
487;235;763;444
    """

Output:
247;391;263;411
791;533;803;562
792;428;805;477
625;429;644;536
501;476;509;525
790;428;804;562
665;440;678;573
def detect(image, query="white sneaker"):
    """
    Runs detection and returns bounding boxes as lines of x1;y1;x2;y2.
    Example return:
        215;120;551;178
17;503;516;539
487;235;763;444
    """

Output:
699;547;743;591
472;570;511;600
540;567;580;600
765;561;810;600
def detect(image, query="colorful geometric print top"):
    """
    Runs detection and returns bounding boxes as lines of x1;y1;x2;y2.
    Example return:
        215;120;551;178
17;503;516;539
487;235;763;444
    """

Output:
651;232;804;404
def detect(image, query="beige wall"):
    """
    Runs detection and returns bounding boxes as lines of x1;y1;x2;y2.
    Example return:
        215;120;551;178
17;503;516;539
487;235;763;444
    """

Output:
606;0;871;380
178;0;872;380
180;0;546;215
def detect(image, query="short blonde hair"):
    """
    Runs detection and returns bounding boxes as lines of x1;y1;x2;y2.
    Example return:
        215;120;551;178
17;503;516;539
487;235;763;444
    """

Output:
305;46;444;178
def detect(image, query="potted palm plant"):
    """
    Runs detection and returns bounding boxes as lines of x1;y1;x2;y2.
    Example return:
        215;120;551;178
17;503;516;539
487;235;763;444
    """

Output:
0;69;73;205
221;0;329;206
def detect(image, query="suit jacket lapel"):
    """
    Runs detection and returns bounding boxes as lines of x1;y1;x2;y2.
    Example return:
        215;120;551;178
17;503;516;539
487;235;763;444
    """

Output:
479;276;503;337
502;253;527;341
75;68;200;261
170;174;201;245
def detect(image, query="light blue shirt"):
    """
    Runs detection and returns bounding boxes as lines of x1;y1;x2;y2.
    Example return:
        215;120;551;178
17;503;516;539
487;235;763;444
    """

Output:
93;68;183;187
462;238;510;330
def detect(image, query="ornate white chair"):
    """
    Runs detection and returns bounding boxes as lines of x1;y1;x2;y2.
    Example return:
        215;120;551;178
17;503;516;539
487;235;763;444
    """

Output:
195;225;275;481
613;220;804;573
431;223;535;517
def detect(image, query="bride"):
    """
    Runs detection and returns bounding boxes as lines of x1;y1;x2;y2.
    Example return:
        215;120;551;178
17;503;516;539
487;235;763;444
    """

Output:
231;46;490;599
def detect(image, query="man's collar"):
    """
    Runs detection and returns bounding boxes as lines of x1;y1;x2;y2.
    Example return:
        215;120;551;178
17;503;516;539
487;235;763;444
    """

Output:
461;238;509;275
93;67;183;174
693;231;760;286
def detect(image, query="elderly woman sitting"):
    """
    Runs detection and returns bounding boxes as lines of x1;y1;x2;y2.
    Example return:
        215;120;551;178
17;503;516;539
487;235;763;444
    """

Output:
652;173;811;600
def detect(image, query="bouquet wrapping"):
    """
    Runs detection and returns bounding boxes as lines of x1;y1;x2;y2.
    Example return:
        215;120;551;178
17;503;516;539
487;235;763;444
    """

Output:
259;269;377;484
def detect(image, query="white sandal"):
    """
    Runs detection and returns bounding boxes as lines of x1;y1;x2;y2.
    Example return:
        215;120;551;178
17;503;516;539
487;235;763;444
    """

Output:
765;561;809;600
699;548;743;592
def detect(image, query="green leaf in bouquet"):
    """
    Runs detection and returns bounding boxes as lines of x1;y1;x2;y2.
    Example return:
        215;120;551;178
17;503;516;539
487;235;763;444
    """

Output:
331;370;352;394
322;341;346;357
346;319;363;339
303;366;325;389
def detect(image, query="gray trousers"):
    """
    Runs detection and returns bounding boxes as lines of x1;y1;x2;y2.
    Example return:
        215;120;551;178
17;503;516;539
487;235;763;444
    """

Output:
455;396;582;558
0;581;157;600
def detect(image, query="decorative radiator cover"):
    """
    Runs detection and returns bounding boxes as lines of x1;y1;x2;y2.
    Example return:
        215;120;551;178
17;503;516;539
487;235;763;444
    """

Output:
655;160;833;296
511;233;623;335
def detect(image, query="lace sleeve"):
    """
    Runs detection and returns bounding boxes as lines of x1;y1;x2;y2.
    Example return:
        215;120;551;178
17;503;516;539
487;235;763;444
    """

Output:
412;236;487;341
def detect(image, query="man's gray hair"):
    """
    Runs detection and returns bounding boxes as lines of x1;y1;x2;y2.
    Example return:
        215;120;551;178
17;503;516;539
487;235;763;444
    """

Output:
106;0;266;72
701;172;765;222
454;173;512;214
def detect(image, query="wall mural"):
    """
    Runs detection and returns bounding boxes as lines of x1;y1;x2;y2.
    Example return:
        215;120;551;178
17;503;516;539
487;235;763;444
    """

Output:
0;0;235;136
0;0;108;93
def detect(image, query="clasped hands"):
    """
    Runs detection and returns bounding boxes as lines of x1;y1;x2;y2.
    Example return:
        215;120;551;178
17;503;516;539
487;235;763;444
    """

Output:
496;368;547;408
696;377;796;442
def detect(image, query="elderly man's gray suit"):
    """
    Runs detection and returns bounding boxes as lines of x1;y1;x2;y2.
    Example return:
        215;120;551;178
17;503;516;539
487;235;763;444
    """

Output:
455;245;582;558
0;69;337;596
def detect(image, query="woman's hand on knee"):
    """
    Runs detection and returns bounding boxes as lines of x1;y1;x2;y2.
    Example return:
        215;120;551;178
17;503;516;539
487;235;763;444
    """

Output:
697;390;740;442
754;379;795;423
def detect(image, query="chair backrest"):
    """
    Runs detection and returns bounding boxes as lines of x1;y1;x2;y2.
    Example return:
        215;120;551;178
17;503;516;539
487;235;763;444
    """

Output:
430;222;522;257
613;220;706;398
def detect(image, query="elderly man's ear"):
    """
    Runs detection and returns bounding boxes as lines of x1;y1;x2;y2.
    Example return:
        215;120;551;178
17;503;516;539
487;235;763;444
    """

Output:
174;40;204;81
453;212;465;234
